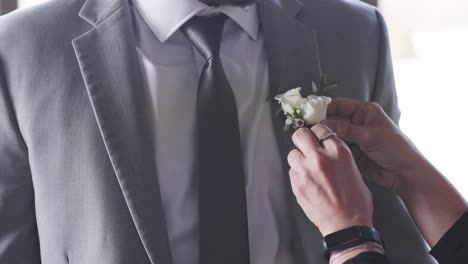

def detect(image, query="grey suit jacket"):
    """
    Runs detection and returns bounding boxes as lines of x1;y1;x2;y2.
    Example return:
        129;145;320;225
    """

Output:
0;0;436;263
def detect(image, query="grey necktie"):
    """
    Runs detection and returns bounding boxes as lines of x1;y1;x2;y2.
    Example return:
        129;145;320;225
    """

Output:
181;14;251;264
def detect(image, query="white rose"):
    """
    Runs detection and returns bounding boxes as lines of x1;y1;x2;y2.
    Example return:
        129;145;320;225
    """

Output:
302;95;332;125
274;88;304;115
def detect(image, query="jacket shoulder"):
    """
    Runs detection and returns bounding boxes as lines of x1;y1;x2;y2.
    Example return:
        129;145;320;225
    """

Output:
301;0;382;30
0;0;87;51
318;0;377;14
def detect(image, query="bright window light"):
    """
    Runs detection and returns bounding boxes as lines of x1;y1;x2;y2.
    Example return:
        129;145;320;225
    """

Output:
382;0;468;199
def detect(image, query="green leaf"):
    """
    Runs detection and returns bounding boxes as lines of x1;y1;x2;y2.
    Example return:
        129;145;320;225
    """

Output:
320;74;326;90
314;74;337;96
312;81;319;94
323;84;338;95
321;89;331;96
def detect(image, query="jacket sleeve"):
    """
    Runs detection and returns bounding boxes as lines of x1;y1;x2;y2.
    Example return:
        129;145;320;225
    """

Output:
0;57;41;262
430;210;468;264
370;9;401;124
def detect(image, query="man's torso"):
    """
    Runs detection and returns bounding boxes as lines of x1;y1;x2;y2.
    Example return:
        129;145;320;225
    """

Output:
0;0;434;263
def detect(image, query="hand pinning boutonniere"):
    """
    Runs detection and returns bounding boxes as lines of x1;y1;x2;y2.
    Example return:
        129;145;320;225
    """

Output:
274;74;337;132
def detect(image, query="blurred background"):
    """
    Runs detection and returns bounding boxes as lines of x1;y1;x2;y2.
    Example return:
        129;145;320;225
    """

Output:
1;0;467;199
382;0;468;199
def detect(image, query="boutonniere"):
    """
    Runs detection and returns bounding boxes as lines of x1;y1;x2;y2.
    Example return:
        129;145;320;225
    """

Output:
274;74;337;132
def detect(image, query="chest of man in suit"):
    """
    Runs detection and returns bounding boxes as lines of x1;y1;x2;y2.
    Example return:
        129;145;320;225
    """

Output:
0;0;434;263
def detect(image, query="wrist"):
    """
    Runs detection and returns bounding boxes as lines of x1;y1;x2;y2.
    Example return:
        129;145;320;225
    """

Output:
323;225;383;260
329;242;385;264
394;156;433;197
321;218;373;237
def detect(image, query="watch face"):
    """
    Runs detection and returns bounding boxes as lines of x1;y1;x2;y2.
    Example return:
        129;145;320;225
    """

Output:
326;226;361;247
322;226;383;257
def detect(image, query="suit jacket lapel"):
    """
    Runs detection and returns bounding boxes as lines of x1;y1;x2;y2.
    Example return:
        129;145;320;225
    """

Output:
259;0;322;98
258;1;323;263
72;1;172;263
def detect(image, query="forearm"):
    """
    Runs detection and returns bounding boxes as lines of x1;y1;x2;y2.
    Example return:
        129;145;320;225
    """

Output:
398;158;468;247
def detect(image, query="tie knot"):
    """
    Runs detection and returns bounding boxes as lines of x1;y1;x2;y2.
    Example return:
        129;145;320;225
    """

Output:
181;14;227;60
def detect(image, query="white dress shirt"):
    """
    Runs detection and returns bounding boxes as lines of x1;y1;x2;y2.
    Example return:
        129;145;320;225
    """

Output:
131;1;294;263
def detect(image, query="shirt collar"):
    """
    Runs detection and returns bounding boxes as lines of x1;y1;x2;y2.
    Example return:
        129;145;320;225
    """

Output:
134;0;259;43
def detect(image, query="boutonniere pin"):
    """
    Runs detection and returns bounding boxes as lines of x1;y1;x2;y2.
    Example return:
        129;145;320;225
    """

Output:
274;74;337;132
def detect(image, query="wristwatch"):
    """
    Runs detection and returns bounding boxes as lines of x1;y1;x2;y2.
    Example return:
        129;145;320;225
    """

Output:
322;225;384;259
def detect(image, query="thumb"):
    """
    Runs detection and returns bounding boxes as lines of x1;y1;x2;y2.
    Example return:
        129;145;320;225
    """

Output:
322;119;372;146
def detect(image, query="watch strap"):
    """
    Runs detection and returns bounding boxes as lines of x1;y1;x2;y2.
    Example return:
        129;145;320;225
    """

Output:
323;226;384;259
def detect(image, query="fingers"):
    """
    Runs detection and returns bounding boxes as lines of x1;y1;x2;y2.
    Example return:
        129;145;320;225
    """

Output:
292;128;320;156
287;148;305;167
289;168;312;208
327;98;362;118
327;98;385;126
321;119;371;146
288;149;309;200
310;123;341;149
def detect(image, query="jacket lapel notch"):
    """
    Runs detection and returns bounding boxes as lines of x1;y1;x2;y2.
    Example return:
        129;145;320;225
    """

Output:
79;0;127;26
73;2;173;264
259;0;322;98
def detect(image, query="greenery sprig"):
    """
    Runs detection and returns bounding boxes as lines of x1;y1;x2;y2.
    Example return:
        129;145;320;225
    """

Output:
312;74;337;97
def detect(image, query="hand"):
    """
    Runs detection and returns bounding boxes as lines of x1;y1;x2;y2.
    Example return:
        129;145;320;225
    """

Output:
288;125;373;236
322;98;425;195
323;98;467;247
